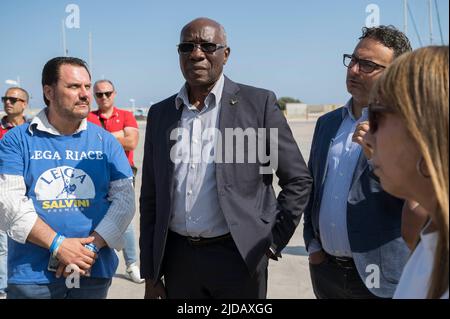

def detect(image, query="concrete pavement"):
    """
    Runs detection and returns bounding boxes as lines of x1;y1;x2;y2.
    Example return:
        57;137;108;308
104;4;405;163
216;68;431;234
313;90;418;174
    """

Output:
107;119;318;299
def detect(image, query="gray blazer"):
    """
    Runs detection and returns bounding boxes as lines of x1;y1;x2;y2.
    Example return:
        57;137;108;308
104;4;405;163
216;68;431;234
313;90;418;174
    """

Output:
140;76;312;282
303;106;410;298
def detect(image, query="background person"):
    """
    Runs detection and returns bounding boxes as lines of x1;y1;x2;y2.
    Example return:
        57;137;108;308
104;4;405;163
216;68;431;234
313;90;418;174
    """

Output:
0;57;135;299
140;17;312;299
88;79;143;284
303;25;412;298
0;86;30;299
364;45;449;299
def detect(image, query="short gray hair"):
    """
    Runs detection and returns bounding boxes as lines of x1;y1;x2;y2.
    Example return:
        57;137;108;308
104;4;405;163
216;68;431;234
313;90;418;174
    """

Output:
94;79;115;91
6;87;29;103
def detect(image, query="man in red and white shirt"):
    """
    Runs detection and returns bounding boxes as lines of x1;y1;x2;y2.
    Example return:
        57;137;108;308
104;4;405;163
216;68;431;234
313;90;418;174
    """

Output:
88;79;143;284
0;87;28;139
88;80;139;171
0;87;29;298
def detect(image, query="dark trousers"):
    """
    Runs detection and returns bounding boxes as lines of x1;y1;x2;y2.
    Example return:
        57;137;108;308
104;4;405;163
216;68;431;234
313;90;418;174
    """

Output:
7;278;111;299
309;255;383;299
162;231;268;299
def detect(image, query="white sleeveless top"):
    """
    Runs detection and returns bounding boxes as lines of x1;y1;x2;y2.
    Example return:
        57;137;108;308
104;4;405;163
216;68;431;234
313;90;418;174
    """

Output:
394;230;449;299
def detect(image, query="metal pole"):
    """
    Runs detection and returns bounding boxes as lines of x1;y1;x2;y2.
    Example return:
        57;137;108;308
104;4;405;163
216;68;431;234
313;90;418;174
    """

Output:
88;32;93;76
62;19;67;56
408;1;423;46
434;0;445;45
428;0;433;44
404;0;408;35
130;99;136;115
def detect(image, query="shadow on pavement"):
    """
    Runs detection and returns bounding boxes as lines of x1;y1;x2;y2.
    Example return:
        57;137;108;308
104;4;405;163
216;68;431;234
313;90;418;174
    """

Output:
113;273;130;281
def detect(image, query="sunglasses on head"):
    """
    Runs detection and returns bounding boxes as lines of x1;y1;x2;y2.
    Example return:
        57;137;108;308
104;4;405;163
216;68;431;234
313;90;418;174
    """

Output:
95;91;113;98
177;42;226;54
1;96;25;104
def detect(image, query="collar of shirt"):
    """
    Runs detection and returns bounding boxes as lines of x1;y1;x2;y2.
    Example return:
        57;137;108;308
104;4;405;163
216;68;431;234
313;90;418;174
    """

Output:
95;106;119;120
28;108;88;136
342;98;369;122
420;219;439;252
175;73;225;112
420;230;438;252
0;115;26;129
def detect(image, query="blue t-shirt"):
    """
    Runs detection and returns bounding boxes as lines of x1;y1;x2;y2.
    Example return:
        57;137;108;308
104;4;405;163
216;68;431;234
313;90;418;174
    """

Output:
0;122;133;284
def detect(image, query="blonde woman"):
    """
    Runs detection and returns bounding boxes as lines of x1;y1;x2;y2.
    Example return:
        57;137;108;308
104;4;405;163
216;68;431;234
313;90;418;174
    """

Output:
364;46;448;299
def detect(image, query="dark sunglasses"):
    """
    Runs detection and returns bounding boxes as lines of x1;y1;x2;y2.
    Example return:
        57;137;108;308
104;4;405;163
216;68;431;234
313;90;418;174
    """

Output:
1;96;25;104
177;42;226;54
95;91;113;98
343;54;386;73
368;103;395;133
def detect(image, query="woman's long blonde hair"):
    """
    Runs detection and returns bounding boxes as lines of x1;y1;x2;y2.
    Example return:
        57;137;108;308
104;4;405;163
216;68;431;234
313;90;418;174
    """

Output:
371;46;449;298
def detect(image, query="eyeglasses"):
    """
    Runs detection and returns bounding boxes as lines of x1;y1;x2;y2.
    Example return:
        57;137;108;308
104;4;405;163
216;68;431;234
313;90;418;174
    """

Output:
177;42;227;54
95;91;113;98
368;103;395;133
343;54;386;73
1;96;25;104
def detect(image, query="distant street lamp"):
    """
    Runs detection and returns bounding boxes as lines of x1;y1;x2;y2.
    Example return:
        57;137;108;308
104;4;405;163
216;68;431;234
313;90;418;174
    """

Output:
129;98;136;114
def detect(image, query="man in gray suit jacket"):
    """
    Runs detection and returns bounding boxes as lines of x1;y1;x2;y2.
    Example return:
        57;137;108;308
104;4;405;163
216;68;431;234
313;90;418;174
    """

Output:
303;26;412;299
140;17;312;299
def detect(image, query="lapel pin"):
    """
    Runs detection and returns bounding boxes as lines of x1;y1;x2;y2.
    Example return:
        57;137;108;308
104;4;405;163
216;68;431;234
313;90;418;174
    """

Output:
230;97;239;105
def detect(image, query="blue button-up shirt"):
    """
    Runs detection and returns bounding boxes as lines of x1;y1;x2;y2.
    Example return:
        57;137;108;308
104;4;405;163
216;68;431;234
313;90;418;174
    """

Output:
169;74;229;238
317;99;368;257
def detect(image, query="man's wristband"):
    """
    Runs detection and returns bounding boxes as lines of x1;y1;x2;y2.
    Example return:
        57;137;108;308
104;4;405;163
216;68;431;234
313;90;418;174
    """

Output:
49;234;66;258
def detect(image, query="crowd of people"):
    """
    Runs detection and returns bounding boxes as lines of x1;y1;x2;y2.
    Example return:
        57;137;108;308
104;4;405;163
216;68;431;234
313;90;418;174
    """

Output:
0;17;448;299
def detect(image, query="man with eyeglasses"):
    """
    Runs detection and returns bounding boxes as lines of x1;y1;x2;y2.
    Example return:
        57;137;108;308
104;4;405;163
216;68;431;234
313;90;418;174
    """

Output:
140;17;312;299
0;57;135;299
88;80;143;284
0;87;30;299
303;25;412;299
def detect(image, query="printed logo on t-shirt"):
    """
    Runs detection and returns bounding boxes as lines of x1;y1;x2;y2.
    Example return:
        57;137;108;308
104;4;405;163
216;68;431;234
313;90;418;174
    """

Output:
35;166;95;212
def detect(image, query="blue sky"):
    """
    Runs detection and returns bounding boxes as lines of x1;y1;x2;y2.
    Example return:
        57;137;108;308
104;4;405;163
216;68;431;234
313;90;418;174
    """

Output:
0;0;448;109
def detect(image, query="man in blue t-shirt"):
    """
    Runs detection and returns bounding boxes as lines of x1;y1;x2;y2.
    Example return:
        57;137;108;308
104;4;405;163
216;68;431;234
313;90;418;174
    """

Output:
0;57;135;299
